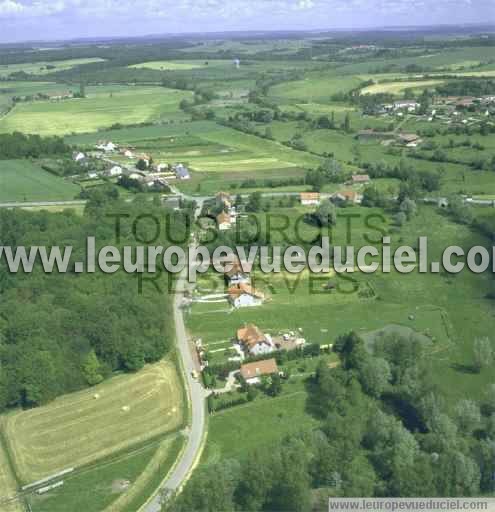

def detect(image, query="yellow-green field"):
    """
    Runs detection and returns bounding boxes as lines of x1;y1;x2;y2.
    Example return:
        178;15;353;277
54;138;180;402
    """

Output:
129;60;230;70
0;439;21;512
361;79;444;95
0;58;105;78
0;85;192;136
3;361;184;484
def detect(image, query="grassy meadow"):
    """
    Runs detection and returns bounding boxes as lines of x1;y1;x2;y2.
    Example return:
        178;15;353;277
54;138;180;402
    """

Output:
0;160;80;202
28;435;184;512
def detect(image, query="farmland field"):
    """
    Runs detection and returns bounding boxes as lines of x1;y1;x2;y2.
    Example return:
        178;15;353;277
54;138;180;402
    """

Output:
0;86;192;135
361;79;445;95
0;438;21;512
0;58;106;78
2;361;184;484
268;73;364;102
0;160;80;202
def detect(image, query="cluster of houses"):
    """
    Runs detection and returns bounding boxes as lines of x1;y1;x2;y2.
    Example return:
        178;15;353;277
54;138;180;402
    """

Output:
73;140;191;188
300;174;370;207
369;94;495;128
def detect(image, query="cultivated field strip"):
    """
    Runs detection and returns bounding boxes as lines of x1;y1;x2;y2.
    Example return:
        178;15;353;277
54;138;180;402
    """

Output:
3;361;184;484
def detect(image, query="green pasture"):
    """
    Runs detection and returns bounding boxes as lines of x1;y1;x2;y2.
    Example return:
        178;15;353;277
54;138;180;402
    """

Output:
0;160;80;202
0;86;192;136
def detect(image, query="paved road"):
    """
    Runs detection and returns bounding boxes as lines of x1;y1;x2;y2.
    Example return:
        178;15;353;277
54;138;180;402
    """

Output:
144;244;207;512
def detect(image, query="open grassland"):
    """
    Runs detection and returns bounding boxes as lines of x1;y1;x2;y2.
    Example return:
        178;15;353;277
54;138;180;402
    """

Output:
3;361;184;484
268;73;364;102
361;79;444;95
0;86;192;136
0;58;105;78
0;160;80;202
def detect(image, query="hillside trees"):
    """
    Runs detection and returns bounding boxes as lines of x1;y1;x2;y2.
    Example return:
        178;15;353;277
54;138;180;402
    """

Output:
0;195;189;410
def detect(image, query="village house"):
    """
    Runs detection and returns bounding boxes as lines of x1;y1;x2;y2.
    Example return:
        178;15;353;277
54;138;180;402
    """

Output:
393;100;420;111
122;149;134;159
105;165;122;177
174;164;190;180
221;257;252;285
397;133;421;147
156;163;169;172
217;211;232;231
300;192;321;206
240;358;279;385
96;141;117;152
73;151;86;162
331;189;362;205
350;174;371;185
236;324;274;356
216;191;232;209
229;283;265;308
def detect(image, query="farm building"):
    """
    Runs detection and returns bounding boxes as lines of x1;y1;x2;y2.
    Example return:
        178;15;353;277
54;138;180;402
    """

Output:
240;358;279;385
350;174;370;185
237;324;274;356
229;283;264;308
217;211;232;231
300;192;321;206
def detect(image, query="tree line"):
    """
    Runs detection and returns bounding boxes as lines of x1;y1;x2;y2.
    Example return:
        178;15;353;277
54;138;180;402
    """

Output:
0;189;190;410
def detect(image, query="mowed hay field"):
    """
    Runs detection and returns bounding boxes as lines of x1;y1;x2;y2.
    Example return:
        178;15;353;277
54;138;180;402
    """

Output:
0;160;80;202
0;85;192;136
361;79;445;95
3;361;184;484
0;440;21;512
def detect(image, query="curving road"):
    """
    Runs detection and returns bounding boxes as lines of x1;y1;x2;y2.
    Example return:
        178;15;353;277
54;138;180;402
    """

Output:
143;242;207;512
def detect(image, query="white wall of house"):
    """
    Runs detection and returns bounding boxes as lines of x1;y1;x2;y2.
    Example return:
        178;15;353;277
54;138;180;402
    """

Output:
233;294;263;308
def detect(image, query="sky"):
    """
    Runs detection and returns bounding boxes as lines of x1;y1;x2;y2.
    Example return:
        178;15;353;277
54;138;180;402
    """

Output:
0;0;494;43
